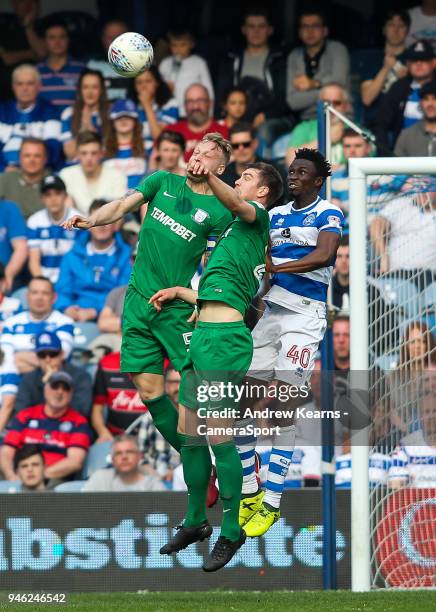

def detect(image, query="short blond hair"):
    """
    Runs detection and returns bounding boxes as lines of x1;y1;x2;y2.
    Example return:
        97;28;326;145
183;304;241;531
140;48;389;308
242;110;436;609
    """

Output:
12;63;40;83
202;132;232;166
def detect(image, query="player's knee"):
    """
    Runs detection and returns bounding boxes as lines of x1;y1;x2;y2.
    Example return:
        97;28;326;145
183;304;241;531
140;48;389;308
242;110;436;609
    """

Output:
131;373;164;401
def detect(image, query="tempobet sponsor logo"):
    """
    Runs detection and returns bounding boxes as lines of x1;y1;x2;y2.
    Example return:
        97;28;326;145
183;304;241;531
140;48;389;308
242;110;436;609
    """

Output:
151;207;197;242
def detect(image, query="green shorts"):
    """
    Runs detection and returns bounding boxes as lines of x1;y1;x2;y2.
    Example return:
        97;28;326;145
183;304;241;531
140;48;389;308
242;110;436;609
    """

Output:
121;285;195;374
179;320;253;412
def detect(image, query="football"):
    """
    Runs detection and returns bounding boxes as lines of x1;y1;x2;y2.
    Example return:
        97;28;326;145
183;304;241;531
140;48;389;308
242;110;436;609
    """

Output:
108;32;154;78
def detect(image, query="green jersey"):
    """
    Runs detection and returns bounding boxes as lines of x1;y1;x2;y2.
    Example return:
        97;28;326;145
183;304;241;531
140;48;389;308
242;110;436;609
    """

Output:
198;201;270;316
131;171;233;298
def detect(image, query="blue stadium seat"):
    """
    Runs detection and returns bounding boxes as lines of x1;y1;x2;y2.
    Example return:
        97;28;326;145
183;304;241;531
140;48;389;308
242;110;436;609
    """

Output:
423;282;436;310
81;441;113;479
73;322;100;349
0;480;22;493
11;287;28;309
270;132;292;161
375;278;420;318
54;480;87;492
374;353;399;372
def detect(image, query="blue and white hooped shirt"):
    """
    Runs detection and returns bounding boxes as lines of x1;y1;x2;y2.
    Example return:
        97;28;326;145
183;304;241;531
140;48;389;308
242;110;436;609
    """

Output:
266;196;344;317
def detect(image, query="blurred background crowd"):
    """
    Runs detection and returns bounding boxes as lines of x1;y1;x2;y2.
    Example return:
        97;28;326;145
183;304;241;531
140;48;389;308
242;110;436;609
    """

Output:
0;0;434;494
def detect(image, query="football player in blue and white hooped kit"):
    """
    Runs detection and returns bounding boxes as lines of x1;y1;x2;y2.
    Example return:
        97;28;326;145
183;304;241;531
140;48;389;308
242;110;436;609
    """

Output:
236;148;345;537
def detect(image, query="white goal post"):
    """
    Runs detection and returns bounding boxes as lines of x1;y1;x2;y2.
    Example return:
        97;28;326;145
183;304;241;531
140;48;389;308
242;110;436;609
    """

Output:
348;157;436;592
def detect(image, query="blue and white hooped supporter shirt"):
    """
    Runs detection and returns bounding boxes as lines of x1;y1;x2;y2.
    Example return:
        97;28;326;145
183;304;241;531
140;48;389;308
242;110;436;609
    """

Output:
27;207;81;283
266;197;344;317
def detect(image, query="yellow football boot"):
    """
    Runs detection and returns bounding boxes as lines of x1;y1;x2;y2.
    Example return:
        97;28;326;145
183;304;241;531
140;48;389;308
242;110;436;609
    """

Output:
239;490;265;526
243;503;280;537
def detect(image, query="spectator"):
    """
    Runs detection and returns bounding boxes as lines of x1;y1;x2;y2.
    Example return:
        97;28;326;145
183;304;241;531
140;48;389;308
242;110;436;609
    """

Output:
388;377;436;488
0;137;47;220
15;331;92;417
87;20;130;101
370;179;435;288
91;350;148;441
0;371;91;482
375;39;434;153
37;21;85;112
55;199;132;321
147;130;186;176
394;78;436;156
221;122;286;201
333;315;350;372
0;277;74;432
335;451;392;488
59;132;127;215
406;1;436;50
0;263;22;324
61;70;110;162
132;66;179;157
0;0;46;68
0;199;28;292
389;322;436;435
0;64;62;171
97;285;127;337
286;8;350;121
159;28;214;116
104;99;147;189
216;9;291;149
169;84;228;162
285;83;351;167
14;445;47;491
164;366;181;406
218;88;252;130
332;236;350;313
27;175;80;283
82;435;166;492
361;11;410;128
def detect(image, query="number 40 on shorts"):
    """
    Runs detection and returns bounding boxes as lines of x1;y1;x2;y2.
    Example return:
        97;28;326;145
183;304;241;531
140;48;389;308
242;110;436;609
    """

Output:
286;345;311;368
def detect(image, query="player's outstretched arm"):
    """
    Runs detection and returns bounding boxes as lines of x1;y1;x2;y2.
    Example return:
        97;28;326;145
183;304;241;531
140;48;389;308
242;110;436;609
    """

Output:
268;231;340;274
188;160;257;223
149;287;198;311
61;190;144;230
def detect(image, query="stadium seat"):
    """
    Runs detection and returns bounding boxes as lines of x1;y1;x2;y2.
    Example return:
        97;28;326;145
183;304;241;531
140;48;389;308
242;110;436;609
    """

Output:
270;132;291;162
423;282;436;310
73;322;100;349
81;441;113;479
0;480;22;493
54;480;87;492
374;353;399;372
11;287;28;309
373;277;420;318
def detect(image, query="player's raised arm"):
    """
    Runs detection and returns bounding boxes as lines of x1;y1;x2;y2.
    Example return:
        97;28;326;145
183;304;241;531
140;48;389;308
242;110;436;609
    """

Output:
61;189;144;230
187;159;258;223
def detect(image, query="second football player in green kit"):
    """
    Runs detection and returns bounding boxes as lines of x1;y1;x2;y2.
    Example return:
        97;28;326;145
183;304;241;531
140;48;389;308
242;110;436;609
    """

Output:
61;134;233;454
149;161;283;572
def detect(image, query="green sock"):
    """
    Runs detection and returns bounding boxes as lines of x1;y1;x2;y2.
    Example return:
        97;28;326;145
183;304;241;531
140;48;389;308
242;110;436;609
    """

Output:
211;441;243;542
146;394;182;452
180;434;212;527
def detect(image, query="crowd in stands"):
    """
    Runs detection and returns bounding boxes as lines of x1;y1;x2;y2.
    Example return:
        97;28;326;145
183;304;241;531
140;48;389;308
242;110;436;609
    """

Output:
0;1;434;493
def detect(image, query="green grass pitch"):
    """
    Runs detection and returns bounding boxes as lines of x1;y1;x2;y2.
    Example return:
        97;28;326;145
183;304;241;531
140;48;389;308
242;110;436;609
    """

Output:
2;590;436;612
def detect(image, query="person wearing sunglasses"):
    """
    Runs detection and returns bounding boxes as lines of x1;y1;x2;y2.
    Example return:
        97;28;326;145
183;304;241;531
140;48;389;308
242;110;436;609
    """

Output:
221;122;287;204
15;331;92;417
0;370;92;484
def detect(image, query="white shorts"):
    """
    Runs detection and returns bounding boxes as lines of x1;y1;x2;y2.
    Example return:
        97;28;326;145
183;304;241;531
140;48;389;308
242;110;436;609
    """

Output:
249;302;326;385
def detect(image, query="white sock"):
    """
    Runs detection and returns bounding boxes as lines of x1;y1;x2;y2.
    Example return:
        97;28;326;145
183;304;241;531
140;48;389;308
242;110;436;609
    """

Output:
263;425;296;509
234;418;258;494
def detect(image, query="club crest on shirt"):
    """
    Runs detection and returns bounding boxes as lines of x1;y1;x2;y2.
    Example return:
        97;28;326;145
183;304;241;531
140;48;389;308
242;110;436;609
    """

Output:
192;208;210;224
29;419;39;428
303;213;316;226
59;421;72;432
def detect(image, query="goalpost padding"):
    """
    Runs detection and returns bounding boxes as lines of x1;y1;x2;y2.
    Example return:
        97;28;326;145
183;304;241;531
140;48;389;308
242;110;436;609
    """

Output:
348;157;436;592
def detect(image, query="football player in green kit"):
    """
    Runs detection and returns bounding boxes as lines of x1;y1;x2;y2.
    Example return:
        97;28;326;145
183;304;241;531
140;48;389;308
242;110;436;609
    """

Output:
149;161;283;571
62;134;233;459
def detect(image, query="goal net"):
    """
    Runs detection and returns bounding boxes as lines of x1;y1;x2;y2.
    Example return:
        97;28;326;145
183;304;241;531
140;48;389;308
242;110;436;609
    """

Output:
349;163;436;590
